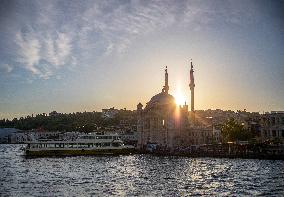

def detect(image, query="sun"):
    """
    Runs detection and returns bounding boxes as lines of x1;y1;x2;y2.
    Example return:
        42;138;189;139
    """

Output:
174;92;186;106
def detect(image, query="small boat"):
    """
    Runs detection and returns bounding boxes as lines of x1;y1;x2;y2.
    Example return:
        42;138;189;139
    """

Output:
24;133;135;157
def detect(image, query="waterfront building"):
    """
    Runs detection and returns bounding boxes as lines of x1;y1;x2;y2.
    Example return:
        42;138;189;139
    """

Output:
0;128;20;143
119;131;138;145
213;127;222;143
137;63;213;150
260;111;284;143
185;125;212;145
10;131;31;143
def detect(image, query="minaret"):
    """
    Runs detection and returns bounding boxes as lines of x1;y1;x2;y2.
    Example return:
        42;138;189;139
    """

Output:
162;66;169;94
137;102;143;149
189;60;195;118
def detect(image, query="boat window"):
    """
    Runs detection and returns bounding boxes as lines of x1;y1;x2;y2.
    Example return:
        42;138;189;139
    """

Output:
79;143;89;148
102;143;110;147
80;136;93;139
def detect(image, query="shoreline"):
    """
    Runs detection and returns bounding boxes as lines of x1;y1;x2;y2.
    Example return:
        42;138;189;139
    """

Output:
138;151;284;161
1;144;284;160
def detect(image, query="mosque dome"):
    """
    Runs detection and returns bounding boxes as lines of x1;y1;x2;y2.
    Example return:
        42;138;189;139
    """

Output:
145;92;176;110
143;66;177;111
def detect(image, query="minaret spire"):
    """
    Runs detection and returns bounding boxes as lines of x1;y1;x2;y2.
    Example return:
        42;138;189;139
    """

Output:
189;60;195;113
162;66;169;94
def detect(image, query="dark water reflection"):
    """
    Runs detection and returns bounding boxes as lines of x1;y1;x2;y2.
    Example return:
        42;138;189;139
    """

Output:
0;144;283;196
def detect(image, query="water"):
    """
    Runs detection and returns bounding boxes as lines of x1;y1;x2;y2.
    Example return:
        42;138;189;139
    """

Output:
0;145;283;196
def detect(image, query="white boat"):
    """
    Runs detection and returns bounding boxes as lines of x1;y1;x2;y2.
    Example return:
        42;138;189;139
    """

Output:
25;133;135;157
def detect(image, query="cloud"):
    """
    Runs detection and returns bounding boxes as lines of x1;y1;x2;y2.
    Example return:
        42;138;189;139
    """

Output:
4;0;256;80
44;32;72;67
38;64;53;80
1;64;13;73
15;31;41;75
9;1;205;77
14;29;73;79
77;1;179;55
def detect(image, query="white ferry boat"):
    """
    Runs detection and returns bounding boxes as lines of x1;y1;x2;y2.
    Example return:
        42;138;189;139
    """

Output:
25;133;135;157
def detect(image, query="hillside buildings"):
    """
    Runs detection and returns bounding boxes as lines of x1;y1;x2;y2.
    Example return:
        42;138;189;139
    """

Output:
102;107;119;118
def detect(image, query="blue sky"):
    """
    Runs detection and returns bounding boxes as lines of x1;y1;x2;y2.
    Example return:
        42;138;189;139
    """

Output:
0;0;283;119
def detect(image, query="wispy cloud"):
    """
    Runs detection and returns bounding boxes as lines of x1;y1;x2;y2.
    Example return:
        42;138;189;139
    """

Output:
1;64;13;73
79;1;179;55
15;31;41;75
44;33;72;67
14;29;73;79
2;0;257;80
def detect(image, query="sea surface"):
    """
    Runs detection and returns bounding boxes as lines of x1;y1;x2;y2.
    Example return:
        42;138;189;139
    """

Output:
0;144;284;196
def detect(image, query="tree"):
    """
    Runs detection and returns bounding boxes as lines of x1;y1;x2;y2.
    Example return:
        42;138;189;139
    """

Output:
221;118;253;142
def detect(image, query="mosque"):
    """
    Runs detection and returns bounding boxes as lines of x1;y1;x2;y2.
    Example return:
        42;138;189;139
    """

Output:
137;61;212;150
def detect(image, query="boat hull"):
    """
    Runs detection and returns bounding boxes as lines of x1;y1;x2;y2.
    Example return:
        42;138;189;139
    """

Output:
25;148;135;158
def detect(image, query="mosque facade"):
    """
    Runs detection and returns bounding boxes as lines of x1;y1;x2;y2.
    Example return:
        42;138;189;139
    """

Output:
137;62;212;150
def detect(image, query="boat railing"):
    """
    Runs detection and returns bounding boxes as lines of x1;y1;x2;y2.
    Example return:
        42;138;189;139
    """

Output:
26;140;126;150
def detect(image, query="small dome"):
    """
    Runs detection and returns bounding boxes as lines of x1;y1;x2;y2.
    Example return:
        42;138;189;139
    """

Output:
137;102;143;110
145;92;176;110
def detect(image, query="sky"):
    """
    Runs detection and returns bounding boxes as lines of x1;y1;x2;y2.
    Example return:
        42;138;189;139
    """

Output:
0;0;283;119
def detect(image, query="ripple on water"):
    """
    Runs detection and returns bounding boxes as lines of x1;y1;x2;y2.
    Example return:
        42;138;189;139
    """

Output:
0;144;284;196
